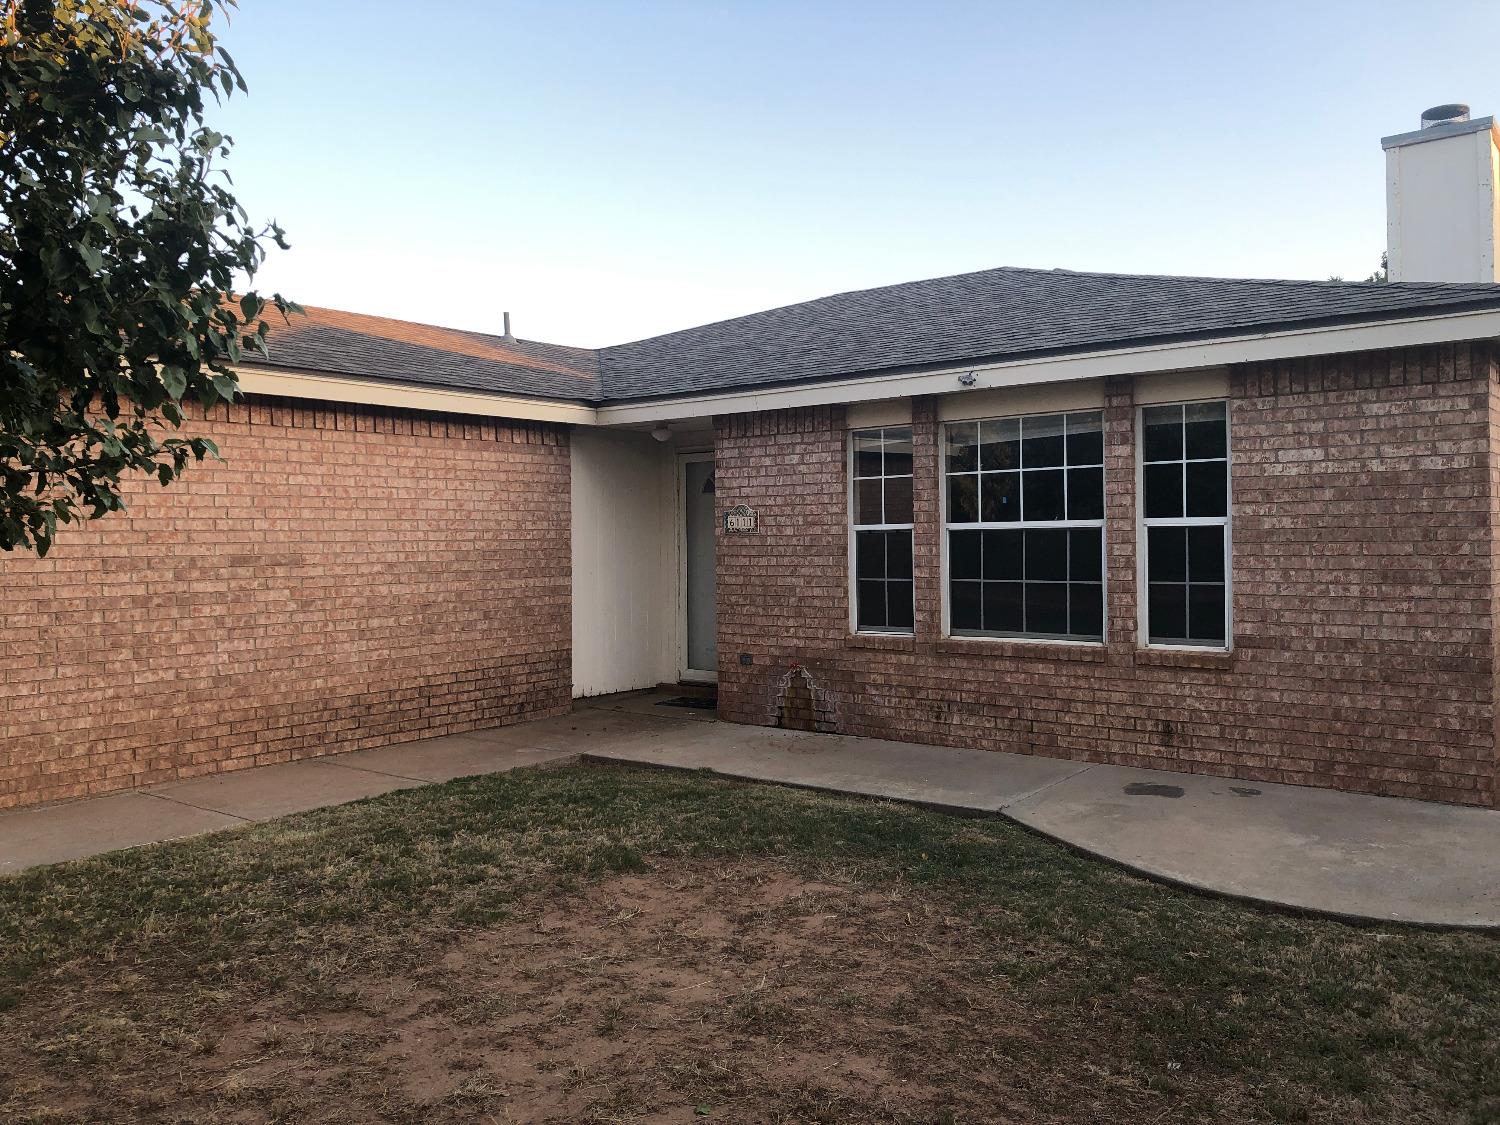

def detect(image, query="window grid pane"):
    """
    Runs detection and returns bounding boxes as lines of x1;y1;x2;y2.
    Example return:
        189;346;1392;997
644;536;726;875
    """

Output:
852;427;914;634
944;410;1105;643
948;528;1103;641
1140;403;1229;649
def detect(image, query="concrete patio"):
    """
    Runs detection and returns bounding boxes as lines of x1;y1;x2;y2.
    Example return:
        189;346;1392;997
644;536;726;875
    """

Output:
3;689;1497;929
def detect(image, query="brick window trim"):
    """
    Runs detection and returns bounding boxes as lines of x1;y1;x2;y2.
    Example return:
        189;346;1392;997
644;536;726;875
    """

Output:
842;631;1110;664
846;632;916;653
1132;646;1236;671
933;636;1109;663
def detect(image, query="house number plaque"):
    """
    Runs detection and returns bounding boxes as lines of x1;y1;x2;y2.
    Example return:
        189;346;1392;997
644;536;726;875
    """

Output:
723;504;758;533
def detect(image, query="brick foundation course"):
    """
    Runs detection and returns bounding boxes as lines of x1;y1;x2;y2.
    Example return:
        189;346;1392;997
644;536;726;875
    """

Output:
0;396;571;810
715;344;1500;807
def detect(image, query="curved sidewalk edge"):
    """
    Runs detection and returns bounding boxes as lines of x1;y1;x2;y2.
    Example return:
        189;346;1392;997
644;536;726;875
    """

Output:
576;709;1500;931
997;764;1500;931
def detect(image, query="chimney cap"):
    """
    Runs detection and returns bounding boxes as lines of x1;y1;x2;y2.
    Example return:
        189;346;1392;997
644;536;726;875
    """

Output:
1421;103;1470;129
1382;110;1495;151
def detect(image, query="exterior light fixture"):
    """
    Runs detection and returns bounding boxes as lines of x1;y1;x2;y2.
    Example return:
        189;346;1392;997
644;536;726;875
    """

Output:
958;371;978;388
650;424;672;442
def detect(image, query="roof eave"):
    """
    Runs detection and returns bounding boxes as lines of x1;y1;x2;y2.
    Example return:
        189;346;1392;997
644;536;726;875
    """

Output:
594;304;1500;425
232;361;600;425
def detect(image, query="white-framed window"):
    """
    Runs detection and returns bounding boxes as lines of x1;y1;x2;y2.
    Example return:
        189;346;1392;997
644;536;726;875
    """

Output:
1138;401;1230;649
849;426;914;633
942;411;1105;642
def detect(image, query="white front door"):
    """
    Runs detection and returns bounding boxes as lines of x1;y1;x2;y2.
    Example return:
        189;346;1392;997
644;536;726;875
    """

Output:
680;455;717;681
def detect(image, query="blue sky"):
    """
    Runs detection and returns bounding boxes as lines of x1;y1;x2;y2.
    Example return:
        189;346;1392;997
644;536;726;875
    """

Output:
214;1;1500;347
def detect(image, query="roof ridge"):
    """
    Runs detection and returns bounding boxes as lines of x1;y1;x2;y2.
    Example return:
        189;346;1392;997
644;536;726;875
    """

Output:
598;264;1500;355
288;301;593;352
994;265;1499;291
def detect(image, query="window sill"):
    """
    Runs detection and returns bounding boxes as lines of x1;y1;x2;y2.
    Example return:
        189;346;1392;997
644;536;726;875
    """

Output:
846;632;915;653
935;636;1108;662
1134;646;1234;670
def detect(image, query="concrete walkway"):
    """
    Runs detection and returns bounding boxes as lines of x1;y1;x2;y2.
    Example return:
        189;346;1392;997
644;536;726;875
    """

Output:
0;704;672;874
3;689;1498;929
577;693;1500;930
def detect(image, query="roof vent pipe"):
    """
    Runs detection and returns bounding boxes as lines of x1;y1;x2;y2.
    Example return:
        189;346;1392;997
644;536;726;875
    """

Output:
502;311;515;342
1420;103;1470;129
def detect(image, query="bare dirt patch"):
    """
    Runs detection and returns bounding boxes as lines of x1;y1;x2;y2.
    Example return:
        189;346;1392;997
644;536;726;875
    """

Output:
5;766;1493;1123
2;858;1194;1123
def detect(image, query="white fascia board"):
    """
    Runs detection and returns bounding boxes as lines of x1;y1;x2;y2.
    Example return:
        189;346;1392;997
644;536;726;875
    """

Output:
232;364;599;425
594;308;1500;426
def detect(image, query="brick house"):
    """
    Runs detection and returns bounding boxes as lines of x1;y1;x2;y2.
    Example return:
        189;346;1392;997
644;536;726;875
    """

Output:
8;107;1500;809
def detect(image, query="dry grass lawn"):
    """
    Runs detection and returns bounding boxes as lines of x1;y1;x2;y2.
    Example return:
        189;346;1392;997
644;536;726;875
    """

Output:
0;762;1497;1123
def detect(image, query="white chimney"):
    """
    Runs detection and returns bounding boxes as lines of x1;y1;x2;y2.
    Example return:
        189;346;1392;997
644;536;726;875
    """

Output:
1383;104;1500;283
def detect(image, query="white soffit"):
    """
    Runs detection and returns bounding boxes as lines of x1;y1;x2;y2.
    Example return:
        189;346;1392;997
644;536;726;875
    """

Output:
596;308;1500;425
233;365;598;425
1134;369;1231;406
939;379;1105;421
846;398;913;428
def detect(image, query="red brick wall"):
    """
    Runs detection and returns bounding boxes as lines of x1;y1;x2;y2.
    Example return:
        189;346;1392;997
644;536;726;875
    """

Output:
0;396;572;810
716;343;1500;807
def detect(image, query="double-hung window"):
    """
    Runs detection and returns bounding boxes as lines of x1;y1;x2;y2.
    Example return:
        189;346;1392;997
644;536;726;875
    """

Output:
944;411;1105;642
1140;401;1230;648
851;426;914;633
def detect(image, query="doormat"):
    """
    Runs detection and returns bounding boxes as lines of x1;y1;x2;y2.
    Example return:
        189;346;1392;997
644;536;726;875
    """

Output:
656;696;717;710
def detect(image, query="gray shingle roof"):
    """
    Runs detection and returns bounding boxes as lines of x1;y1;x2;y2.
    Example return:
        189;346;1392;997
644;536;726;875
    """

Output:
595;266;1500;402
246;304;601;401
244;267;1500;405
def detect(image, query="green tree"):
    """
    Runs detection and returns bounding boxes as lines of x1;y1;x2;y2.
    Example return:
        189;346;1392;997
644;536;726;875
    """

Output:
1328;253;1389;284
0;0;293;555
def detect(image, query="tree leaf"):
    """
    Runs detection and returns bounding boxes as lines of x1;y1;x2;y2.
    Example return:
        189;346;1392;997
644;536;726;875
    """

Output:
0;0;291;554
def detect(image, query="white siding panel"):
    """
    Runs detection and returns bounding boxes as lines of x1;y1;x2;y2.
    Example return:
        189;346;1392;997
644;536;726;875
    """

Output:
570;429;676;696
